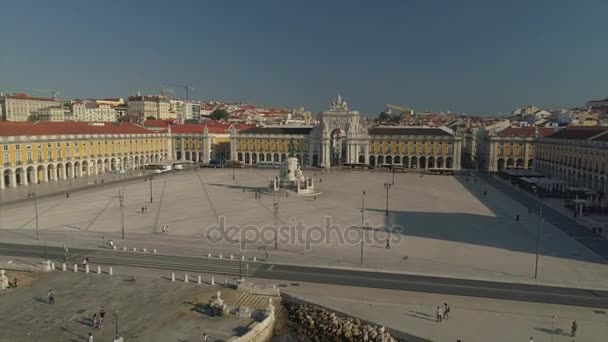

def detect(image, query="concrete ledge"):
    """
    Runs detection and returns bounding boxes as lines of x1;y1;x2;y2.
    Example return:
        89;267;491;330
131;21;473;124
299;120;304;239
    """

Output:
225;305;275;342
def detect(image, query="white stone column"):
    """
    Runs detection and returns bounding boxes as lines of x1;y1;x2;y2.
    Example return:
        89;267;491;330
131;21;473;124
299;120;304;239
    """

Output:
22;172;28;186
0;171;5;190
62;167;67;180
10;171;17;188
69;163;75;178
32;167;38;184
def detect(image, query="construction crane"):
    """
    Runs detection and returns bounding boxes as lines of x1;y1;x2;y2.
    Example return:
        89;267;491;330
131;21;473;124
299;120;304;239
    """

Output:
386;104;414;124
160;88;174;97
32;88;61;99
163;83;194;100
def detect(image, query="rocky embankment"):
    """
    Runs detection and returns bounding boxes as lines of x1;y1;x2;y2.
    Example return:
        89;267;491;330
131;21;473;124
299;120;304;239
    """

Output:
285;303;402;342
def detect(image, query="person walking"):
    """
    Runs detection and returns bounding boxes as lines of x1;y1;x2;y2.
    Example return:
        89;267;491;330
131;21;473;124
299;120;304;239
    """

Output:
88;332;94;342
99;309;106;329
436;306;443;322
385;239;391;249
571;320;577;337
443;303;450;319
516;214;520;222
47;289;55;304
203;333;210;341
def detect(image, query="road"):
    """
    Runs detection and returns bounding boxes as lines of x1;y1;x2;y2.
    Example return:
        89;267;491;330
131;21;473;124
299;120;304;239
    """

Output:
482;174;608;260
2;242;608;309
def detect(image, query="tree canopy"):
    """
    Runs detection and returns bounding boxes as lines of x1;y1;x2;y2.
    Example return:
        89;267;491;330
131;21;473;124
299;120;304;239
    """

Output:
209;108;230;121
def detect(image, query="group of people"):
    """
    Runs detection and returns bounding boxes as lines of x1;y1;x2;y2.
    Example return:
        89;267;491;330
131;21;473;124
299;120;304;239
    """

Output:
435;303;450;322
141;205;149;213
161;225;170;234
92;309;106;330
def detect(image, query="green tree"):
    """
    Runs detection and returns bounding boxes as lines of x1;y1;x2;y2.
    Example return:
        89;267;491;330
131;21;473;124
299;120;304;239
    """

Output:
145;116;157;120
209;109;230;121
28;113;40;122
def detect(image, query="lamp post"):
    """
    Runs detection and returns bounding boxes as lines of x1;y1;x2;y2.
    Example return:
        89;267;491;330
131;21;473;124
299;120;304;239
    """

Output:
384;182;392;216
534;207;543;279
114;313;119;340
360;190;366;265
273;195;279;249
148;176;153;203
27;192;39;240
392;166;395;185
232;164;235;180
118;189;125;240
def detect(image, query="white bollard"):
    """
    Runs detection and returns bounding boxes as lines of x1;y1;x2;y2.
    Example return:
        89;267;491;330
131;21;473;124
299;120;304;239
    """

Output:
208;253;211;258
171;273;175;282
50;262;55;270
113;246;117;250
253;257;257;262
184;274;189;283
122;247;127;251
211;276;215;285
241;256;245;260
132;247;137;252
109;267;113;275
97;266;101;274
197;275;202;285
224;277;228;286
230;255;234;260
143;248;147;253
74;264;78;272
85;264;90;273
218;254;222;259
62;263;67;271
153;249;157;253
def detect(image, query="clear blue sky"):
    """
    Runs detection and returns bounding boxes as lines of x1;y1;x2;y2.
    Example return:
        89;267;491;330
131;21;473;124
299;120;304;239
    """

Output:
1;0;607;116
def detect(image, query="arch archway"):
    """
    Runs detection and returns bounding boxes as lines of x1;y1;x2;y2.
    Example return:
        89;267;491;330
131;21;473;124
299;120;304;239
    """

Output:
312;154;319;167
369;155;376;166
259;153;265;162
244;153;250;164
74;161;81;177
329;128;346;166
185;151;191;161
281;154;286;162
516;159;525;168
237;152;243;162
411;156;418;168
3;169;13;188
266;153;272;162
428;157;435;169
26;166;35;184
273;153;279;162
386;156;392;165
176;151;182;160
303;154;310;166
506;158;515;169
527;159;533;169
419;156;427;169
394;156;401;165
378;155;384;165
436;156;444;168
37;165;46;183
47;164;56;181
446;157;453;169
252;153;258;164
497;158;505;171
403;156;409;167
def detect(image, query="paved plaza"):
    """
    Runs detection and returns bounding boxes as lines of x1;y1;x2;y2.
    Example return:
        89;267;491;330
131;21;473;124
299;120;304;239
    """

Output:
0;270;256;342
1;168;608;289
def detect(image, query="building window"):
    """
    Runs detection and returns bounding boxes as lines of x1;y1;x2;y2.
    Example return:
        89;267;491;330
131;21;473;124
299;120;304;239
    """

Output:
15;144;20;150
56;142;61;147
3;145;8;151
27;151;32;162
16;153;21;163
3;152;9;164
48;151;53;160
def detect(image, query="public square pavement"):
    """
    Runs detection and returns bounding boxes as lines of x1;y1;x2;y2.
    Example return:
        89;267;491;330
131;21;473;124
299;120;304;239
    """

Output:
1;168;608;289
0;270;254;342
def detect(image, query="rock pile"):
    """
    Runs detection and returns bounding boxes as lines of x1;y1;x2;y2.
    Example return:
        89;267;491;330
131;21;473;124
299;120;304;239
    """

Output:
286;303;401;342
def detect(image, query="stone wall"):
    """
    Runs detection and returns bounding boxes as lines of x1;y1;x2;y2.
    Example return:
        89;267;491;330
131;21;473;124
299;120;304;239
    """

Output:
226;304;275;342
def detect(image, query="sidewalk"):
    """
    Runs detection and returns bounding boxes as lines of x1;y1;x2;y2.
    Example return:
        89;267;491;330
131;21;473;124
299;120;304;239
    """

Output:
0;170;149;205
281;281;608;342
491;174;608;238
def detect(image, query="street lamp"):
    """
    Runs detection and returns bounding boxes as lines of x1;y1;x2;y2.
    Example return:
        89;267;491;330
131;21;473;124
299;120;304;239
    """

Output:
148;176;153;203
360;190;366;265
534;207;543;279
118;189;125;240
27;192;39;240
113;313;119;340
232;163;235;180
384;182;392;216
273;195;279;249
392;166;395;185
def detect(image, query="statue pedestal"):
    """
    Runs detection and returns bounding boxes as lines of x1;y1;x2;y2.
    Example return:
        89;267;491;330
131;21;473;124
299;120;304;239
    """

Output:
0;269;9;290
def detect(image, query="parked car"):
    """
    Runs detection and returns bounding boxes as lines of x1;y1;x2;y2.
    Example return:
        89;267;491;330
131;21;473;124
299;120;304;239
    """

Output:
225;160;245;168
206;160;224;168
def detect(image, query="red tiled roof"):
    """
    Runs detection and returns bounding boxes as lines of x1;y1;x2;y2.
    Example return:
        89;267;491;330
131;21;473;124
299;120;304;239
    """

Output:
0;122;157;137
547;126;608;140
143;119;174;128
172;121;254;134
2;93;57;102
496;127;555;138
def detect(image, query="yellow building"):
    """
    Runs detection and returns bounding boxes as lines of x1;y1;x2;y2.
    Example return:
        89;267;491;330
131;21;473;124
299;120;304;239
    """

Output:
229;96;462;170
481;127;556;172
0;121;169;190
536;126;608;211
